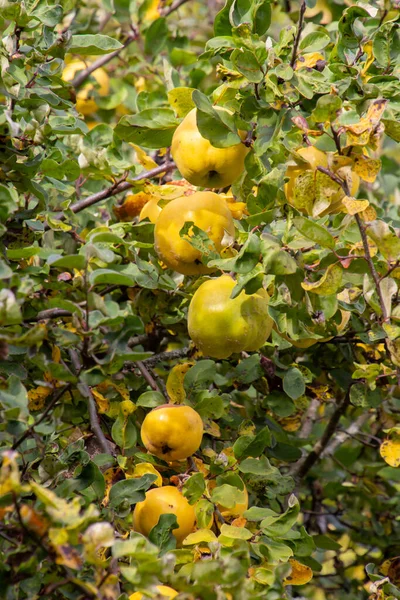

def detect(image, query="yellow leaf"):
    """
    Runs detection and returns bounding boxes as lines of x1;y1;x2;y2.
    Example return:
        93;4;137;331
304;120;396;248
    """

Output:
0;450;21;497
102;467;123;507
119;399;136;416
361;41;375;81
352;155;381;182
130;143;158;170
359;205;377;222
114;192;152;221
20;504;49;537
203;420;221;437
128;462;162;487
183;529;218;545
380;428;400;467
168;87;196;118
305;0;332;23
380;556;400;585
92;388;109;414
141;0;162;22
344;99;387;147
52;345;61;363
342;196;370;215
295;52;325;70
387;339;400;367
284;559;313;586
28;386;51;411
301;263;343;296
278;414;302;432
166;362;193;404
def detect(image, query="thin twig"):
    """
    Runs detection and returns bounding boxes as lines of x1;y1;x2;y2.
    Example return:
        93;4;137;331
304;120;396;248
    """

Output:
379;259;400;282
51;162;175;222
292;390;352;479
290;0;306;68
71;32;139;89
136;361;162;393
317;165;389;323
80;383;116;455
331;125;342;154
162;0;191;16
12;384;71;450
355;214;388;322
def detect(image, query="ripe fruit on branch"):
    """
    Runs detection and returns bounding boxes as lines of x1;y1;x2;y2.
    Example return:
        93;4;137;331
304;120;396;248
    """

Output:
62;59;110;116
154;191;235;275
141;404;203;461
133;486;195;544
284;146;360;218
188;275;273;359
129;586;178;600
171;108;249;188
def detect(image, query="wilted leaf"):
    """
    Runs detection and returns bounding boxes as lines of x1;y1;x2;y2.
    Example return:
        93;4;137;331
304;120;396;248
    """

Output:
301;264;343;295
284;558;313;586
166;362;193;403
380;429;400;468
342;196;370;215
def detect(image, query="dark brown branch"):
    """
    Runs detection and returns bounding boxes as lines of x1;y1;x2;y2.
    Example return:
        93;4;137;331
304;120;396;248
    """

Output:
136;360;162;393
290;0;306;68
51;162;175;222
317;165;389;323
27;308;73;322
162;0;191;16
12;384;71;450
331;125;342;155
80;383;116;455
141;347;190;367
71;31;139;89
355;214;388;322
292;391;351;480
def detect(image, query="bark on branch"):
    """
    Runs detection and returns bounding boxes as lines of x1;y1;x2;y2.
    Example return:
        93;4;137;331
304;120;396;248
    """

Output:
51;162;175;223
291;392;351;480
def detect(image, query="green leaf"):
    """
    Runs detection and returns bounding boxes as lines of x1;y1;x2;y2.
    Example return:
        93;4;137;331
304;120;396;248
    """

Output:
293;216;335;249
231;48;263;83
219;524;252;540
233;426;271;459
182;473;206;504
89;269;136;287
144;18;168;56
260;494;299;536
111;414;137;450
48;255;87;270
283;368;305;400
148;513;178;554
136;391;165;408
192;90;242;148
300;30;331;52
108;475;157;509
114;109;178;149
184;360;216;393
69;34;123;55
313;534;341;551
168;87;196;117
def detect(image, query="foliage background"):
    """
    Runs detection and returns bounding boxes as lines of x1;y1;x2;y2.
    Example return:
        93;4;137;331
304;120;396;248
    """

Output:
1;0;400;598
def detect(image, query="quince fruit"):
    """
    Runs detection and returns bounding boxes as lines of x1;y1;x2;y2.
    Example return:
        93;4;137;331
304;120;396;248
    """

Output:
154;191;235;275
188;275;273;359
141;404;203;461
133;486;195;545
130;586;177;600
284;146;360;218
171;108;249;188
62;59;109;116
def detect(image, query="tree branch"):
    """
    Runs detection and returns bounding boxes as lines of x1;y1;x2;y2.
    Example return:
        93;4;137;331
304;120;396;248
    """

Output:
355;213;389;322
290;0;306;68
27;308;74;322
298;398;319;439
71;31;139;89
12;384;71;450
317;165;389;323
51;162;175;222
292;391;351;480
141;347;191;367
321;413;370;457
80;383;116;456
136;360;162;393
162;0;191;16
